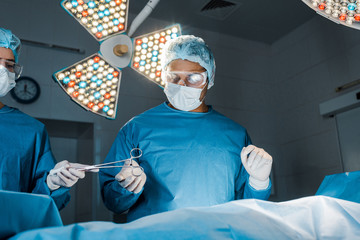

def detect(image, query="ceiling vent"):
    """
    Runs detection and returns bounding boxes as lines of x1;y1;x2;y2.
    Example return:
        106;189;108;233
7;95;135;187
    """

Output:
199;0;242;21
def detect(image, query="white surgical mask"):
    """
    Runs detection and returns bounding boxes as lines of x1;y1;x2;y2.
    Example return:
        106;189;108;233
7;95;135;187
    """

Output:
164;82;204;111
0;65;16;97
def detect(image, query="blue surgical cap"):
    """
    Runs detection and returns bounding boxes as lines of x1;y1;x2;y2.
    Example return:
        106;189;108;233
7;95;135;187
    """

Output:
161;35;216;89
0;28;21;63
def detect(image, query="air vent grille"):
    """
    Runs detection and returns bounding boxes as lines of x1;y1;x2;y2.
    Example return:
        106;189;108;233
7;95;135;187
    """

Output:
201;0;236;11
199;0;241;21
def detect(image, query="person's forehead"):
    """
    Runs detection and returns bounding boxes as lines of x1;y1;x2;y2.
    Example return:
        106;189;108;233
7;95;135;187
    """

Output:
167;59;205;72
0;47;15;61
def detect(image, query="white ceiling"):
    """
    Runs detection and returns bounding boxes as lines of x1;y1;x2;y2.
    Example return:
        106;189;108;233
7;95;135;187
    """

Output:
128;0;316;44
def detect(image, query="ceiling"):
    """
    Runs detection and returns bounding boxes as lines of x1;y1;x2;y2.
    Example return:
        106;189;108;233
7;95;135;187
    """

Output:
128;0;315;44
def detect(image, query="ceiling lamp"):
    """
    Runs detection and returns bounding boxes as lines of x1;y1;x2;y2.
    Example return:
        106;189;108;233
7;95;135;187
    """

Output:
53;0;181;119
302;0;360;29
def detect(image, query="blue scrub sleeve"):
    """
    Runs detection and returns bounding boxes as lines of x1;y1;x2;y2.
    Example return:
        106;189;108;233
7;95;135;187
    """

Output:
99;123;143;214
30;128;70;210
235;131;271;200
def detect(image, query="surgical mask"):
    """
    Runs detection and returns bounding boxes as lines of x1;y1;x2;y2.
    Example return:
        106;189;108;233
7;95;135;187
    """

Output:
0;65;16;97
164;82;205;111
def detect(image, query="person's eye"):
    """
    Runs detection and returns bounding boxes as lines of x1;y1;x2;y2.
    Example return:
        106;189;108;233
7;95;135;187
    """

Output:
188;74;203;83
6;64;14;70
169;73;180;81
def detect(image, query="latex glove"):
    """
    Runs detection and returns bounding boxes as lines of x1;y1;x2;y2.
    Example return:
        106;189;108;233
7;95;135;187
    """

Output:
46;160;87;191
241;145;273;190
115;159;146;194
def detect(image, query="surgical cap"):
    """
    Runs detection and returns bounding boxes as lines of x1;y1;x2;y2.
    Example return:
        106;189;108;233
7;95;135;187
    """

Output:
0;28;21;63
161;35;216;89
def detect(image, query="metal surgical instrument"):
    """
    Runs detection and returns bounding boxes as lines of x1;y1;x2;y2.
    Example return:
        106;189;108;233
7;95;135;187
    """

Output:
49;148;143;177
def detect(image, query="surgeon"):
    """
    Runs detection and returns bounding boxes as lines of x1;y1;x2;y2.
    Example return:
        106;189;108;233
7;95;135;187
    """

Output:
100;35;273;221
0;27;89;210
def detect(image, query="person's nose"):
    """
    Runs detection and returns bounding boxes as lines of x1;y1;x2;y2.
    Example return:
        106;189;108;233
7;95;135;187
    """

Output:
177;78;186;86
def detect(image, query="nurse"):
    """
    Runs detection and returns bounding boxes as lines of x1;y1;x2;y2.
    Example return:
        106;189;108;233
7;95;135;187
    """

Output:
100;35;273;221
0;27;88;210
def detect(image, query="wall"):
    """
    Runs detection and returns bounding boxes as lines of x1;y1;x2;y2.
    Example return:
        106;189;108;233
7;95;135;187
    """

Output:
270;15;360;200
0;0;274;220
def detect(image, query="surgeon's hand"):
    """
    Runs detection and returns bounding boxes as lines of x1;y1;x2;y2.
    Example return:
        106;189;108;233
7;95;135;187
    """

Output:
46;160;86;191
241;145;273;190
115;160;146;194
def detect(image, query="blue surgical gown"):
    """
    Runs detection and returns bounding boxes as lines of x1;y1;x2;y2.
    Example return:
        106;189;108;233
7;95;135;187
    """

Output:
0;105;70;210
99;103;271;221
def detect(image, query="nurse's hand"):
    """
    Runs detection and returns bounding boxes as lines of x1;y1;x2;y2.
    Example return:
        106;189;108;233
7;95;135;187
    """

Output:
46;160;86;191
241;145;273;190
115;160;146;194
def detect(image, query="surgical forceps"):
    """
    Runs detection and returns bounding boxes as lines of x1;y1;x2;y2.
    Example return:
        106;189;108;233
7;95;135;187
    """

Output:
49;148;143;177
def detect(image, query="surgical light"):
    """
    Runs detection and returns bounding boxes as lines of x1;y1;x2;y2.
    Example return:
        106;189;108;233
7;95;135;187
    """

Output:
302;0;360;29
54;54;121;119
54;0;181;119
62;0;129;41
131;25;181;87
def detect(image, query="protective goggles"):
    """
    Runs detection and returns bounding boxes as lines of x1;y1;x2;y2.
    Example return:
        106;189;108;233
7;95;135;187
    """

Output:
162;71;207;88
0;58;23;79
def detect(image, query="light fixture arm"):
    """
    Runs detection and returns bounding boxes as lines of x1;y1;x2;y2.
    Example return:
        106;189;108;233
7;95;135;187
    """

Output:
127;0;160;37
